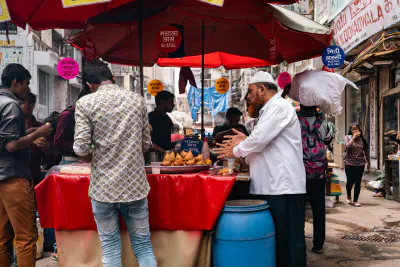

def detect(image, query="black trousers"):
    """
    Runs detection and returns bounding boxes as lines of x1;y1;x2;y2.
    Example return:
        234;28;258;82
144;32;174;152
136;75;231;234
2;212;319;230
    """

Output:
252;194;307;267
306;179;326;250
345;165;364;202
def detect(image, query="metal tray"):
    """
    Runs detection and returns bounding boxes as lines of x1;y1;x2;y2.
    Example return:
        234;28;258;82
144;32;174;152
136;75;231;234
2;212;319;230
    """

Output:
145;165;212;174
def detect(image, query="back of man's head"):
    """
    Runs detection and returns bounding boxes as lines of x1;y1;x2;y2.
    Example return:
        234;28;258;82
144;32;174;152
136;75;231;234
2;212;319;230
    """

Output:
155;91;175;106
83;60;114;87
26;92;37;105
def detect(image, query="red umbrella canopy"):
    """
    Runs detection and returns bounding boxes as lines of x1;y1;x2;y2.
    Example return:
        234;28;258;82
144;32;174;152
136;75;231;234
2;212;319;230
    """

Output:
69;1;331;69
8;0;298;30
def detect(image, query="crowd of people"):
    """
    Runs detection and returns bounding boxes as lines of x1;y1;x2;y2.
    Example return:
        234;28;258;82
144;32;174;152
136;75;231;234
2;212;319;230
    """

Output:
0;62;371;267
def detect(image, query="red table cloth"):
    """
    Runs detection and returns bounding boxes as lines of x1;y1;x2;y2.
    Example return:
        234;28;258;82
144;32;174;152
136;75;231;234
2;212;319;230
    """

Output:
35;172;235;231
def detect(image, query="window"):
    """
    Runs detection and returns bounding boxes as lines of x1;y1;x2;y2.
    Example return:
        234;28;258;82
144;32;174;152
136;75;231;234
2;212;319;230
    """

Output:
38;70;49;106
115;76;124;87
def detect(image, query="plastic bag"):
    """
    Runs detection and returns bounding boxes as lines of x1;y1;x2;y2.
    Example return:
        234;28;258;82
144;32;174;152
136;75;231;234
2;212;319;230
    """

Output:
289;70;358;114
325;196;335;208
45;162;91;176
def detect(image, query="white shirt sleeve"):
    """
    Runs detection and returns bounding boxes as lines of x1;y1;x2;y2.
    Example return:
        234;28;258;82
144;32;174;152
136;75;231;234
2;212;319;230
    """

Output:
233;104;292;158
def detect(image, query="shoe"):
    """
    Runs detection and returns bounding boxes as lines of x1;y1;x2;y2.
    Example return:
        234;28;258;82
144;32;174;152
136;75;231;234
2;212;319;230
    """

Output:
346;198;352;204
312;247;324;254
354;202;361;207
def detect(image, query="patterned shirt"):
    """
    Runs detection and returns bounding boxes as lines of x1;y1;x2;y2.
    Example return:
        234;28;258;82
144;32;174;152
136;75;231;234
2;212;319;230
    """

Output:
344;135;369;166
73;84;152;203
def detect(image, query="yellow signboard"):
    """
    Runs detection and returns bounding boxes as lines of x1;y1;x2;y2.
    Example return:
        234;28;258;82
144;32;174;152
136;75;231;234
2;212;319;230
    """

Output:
148;80;164;96
215;77;229;95
62;0;111;8
0;0;11;23
198;0;224;7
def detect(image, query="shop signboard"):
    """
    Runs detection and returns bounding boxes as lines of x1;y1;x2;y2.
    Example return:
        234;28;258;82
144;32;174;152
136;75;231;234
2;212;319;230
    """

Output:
322;46;345;68
277;72;292;89
280;0;311;15
83;38;97;61
215;77;229;94
157;26;182;54
62;0;111;8
331;0;400;54
315;0;330;24
0;0;10;23
57;58;80;80
26;46;33;75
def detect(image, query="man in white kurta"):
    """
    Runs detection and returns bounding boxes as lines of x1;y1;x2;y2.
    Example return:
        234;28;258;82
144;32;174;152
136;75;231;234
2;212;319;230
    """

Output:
216;71;307;267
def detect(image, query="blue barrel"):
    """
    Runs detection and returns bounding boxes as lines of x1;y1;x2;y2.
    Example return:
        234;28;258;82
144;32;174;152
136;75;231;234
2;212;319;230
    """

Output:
213;200;276;267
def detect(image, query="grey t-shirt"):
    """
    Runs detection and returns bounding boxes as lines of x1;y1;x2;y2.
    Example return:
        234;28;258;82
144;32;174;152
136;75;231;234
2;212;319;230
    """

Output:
0;89;31;181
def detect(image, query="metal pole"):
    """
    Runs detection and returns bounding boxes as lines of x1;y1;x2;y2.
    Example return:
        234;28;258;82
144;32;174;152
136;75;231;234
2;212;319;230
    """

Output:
201;19;205;139
139;0;144;96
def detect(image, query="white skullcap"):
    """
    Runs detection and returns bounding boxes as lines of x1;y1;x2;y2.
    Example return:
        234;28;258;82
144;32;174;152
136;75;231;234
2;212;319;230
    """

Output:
249;71;275;85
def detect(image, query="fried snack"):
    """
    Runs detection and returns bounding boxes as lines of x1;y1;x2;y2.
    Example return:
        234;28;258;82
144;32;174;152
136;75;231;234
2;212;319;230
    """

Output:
205;159;212;165
33;137;45;145
194;154;203;162
186;159;196;166
169;151;176;161
180;150;188;157
176;154;183;160
184;150;194;161
196;160;204;165
161;160;172;166
218;168;229;175
173;159;185;166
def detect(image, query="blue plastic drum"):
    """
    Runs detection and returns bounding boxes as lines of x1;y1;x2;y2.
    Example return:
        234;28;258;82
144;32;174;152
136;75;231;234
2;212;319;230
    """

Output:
213;200;276;267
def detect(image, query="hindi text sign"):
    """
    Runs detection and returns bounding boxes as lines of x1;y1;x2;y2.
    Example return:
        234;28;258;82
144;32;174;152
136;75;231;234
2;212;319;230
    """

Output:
58;58;79;80
322;46;345;68
148;80;164;96
277;72;292;89
157;26;182;53
215;78;229;94
0;0;11;23
198;0;224;7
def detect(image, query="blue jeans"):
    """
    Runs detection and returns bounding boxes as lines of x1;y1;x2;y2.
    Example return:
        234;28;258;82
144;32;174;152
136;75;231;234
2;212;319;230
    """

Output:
91;198;157;267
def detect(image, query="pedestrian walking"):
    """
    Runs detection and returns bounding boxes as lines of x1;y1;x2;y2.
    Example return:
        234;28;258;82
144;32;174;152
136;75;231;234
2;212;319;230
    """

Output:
344;123;370;207
297;105;333;254
73;61;157;267
215;71;307;267
0;64;52;267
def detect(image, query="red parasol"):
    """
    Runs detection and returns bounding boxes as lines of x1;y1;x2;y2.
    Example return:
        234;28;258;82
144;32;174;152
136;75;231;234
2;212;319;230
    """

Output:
8;0;298;30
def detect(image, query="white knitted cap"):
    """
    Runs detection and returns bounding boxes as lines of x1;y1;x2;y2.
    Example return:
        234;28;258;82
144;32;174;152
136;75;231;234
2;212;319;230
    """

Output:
249;71;275;85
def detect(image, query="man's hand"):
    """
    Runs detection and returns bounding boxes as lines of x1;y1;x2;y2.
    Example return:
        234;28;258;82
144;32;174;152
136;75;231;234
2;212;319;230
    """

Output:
36;138;52;155
223;128;247;147
35;123;53;138
214;142;235;159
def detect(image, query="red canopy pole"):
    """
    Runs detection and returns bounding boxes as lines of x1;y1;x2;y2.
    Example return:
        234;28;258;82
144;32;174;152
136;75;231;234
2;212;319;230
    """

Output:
201;19;205;139
138;0;144;96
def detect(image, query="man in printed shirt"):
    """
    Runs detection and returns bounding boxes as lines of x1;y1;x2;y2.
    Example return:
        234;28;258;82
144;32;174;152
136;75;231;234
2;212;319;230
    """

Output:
215;71;307;267
73;62;157;267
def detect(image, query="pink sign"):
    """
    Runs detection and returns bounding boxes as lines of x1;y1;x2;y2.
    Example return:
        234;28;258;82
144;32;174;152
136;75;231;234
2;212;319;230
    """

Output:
277;72;292;89
57;58;79;80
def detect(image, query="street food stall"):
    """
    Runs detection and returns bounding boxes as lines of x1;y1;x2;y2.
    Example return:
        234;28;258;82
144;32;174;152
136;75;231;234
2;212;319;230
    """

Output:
6;0;332;266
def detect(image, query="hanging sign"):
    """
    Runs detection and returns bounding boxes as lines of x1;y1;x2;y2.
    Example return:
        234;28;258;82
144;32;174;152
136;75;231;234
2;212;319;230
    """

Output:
277;72;292;89
0;0;11;23
57;58;80;80
215;77;229;94
62;0;111;8
269;37;277;61
148;79;164;96
83;38;97;62
198;0;224;7
322;46;345;68
157;26;182;53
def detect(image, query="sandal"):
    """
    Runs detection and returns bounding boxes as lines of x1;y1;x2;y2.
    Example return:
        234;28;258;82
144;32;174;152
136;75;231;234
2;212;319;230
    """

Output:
346;198;352;204
373;192;383;197
52;253;58;261
353;202;361;207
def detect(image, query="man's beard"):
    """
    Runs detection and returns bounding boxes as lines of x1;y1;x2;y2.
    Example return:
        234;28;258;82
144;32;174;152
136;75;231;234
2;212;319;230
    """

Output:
247;96;264;118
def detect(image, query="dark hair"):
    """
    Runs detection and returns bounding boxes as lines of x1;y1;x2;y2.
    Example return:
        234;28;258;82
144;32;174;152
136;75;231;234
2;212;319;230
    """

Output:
26;92;37;105
226;107;243;118
83;60;113;86
1;64;31;88
155;91;174;106
77;89;89;100
347;123;368;152
256;82;278;91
